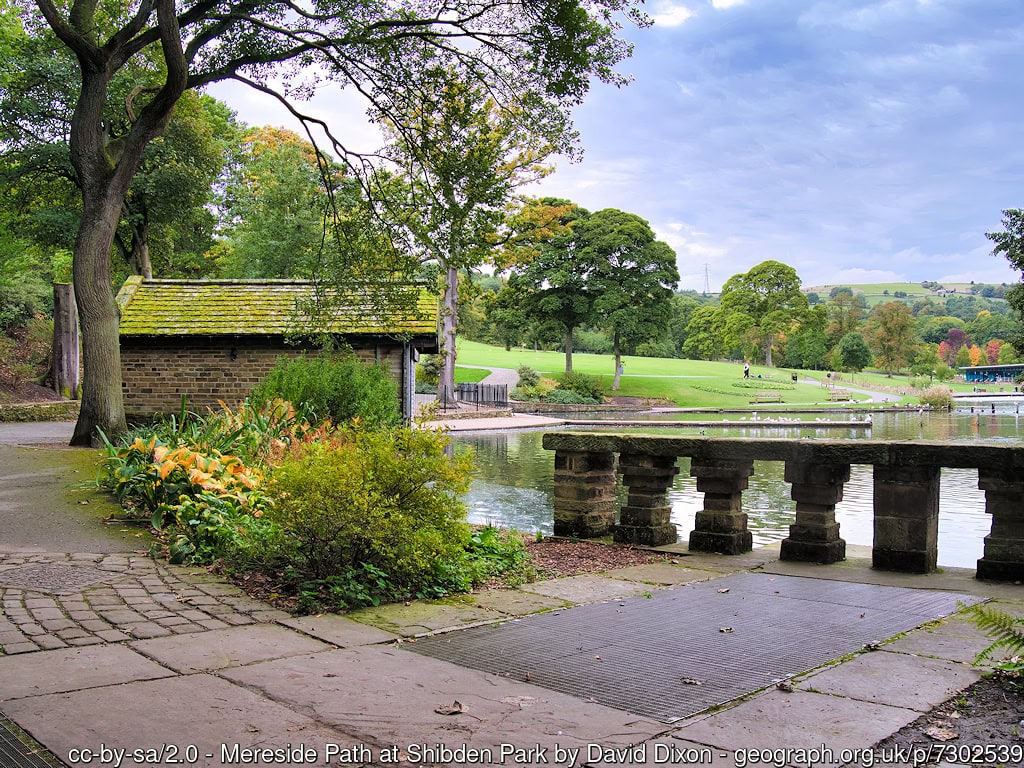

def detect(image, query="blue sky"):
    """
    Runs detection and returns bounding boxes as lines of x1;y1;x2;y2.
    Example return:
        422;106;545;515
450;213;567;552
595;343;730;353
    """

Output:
211;0;1024;292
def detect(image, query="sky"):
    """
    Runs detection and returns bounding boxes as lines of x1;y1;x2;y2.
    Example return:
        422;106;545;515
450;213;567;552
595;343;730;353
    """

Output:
209;0;1024;292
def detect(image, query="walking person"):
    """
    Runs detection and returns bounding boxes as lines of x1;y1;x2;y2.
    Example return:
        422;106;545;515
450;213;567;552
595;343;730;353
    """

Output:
743;361;750;379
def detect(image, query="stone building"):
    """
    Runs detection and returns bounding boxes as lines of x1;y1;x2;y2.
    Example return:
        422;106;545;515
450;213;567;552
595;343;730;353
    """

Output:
116;277;437;421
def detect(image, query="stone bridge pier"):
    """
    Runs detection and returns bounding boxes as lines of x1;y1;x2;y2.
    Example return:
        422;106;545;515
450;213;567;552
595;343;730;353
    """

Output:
542;433;1024;582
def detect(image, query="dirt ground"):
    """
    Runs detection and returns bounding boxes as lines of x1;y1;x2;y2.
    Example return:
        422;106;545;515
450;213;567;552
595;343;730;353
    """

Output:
874;676;1023;765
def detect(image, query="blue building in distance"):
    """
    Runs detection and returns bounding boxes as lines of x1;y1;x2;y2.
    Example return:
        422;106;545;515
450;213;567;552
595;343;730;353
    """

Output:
960;363;1024;383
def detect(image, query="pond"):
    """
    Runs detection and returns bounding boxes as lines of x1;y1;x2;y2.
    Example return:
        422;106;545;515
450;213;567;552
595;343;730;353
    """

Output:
455;408;1024;569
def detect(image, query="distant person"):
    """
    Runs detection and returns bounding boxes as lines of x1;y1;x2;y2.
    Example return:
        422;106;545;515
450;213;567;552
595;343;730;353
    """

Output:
743;362;750;379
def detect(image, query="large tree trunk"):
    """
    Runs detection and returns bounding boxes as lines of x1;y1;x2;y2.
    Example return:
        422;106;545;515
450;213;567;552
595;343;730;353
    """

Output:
764;333;774;367
564;326;574;373
70;192;128;446
438;265;458;407
612;330;622;391
51;283;79;400
130;220;152;278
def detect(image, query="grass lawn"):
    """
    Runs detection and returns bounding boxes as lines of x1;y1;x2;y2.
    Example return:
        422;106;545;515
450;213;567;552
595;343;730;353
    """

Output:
454;366;490;384
455;339;922;408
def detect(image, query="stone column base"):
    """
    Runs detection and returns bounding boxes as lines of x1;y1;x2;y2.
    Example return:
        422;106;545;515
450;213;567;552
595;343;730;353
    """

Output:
614;523;679;546
688;529;753;555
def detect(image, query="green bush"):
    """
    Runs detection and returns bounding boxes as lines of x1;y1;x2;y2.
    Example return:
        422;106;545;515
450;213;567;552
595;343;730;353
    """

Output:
557;370;604;401
417;354;442;386
543;389;599;405
251;353;400;427
464;526;533;587
265;423;474;603
516;365;540;388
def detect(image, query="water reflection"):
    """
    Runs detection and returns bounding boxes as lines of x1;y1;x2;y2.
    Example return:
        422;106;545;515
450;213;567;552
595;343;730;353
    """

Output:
454;410;1024;569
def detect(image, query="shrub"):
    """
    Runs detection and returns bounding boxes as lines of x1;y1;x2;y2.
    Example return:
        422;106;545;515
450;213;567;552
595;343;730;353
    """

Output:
516;365;540;388
510;376;557;402
464;526;533;587
417;354;442;386
543;389;599;405
918;385;953;409
963;602;1024;691
557;370;604;401
265;423;474;602
251;353;400;427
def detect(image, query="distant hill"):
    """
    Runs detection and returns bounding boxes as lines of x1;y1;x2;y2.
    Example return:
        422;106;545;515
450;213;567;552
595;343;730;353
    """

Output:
802;281;1007;308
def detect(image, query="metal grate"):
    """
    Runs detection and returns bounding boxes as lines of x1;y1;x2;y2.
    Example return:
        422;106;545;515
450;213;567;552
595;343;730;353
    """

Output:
0;712;65;768
407;573;982;723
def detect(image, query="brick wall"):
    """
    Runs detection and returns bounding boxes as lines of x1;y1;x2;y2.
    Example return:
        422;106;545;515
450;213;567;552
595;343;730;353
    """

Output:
121;336;405;419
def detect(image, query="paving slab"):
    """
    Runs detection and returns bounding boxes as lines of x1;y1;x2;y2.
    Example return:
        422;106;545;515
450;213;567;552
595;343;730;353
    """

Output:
518;575;651;603
605;564;714;586
672;689;921;760
129;623;333;673
0;644;172;701
1;675;360;768
221;645;665;760
349;600;504;636
468;589;570;616
883;617;995;663
280;614;399;646
798;649;981;711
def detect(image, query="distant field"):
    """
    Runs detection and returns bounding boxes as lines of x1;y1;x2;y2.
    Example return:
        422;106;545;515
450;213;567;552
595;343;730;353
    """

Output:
803;281;1002;308
454;339;921;407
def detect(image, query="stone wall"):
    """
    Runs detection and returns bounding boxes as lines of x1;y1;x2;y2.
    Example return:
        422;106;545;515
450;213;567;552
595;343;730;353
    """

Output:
121;336;404;419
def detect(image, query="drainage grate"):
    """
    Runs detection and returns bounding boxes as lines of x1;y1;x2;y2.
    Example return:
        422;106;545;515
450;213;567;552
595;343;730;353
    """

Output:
0;712;65;768
0;564;122;595
407;573;983;723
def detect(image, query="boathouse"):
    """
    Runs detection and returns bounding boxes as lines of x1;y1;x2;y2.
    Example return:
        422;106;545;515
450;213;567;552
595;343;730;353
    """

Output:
960;363;1024;383
116;277;438;421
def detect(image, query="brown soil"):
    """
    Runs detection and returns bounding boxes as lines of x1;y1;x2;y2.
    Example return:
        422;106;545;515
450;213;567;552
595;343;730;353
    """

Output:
0;381;63;403
874;676;1023;765
522;537;676;579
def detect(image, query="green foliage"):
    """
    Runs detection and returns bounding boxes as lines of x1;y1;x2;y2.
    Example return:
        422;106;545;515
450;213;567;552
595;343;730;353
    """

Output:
574;328;612;354
543;388;600;405
511;375;558;401
918;386;953;409
265;424;474;596
417;354;442;386
251;354;400;427
464;526;533;587
834;331;873;373
516;365;540;387
557;370;605;400
963;602;1024;689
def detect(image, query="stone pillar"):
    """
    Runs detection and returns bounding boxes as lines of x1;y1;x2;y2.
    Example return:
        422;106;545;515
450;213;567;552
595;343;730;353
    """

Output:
614;453;680;546
872;465;940;573
552;450;616;538
976;467;1024;581
688;459;755;555
780;462;849;564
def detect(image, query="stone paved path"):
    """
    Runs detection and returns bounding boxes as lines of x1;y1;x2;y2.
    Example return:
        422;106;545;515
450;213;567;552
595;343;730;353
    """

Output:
0;552;289;655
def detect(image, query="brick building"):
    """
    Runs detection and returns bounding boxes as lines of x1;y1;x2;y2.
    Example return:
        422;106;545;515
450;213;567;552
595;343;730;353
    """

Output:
116;277;438;421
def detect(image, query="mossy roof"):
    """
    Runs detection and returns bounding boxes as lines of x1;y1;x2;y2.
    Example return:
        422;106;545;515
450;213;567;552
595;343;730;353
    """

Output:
116;277;438;338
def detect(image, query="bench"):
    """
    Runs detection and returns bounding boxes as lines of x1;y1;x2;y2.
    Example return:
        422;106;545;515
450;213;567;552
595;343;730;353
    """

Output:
751;391;783;404
829;388;852;401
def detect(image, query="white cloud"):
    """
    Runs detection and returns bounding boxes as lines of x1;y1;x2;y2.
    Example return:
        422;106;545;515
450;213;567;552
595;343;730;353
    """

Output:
711;0;747;7
650;2;695;27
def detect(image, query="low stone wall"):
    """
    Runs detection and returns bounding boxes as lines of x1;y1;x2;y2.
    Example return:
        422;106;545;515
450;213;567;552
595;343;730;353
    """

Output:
511;402;651;414
542;432;1024;582
0;401;80;422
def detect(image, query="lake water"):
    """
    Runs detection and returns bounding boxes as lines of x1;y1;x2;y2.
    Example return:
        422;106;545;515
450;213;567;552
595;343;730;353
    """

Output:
454;408;1024;568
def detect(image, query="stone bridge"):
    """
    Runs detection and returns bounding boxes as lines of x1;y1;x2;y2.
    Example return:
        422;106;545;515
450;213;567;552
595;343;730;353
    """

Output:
541;432;1024;582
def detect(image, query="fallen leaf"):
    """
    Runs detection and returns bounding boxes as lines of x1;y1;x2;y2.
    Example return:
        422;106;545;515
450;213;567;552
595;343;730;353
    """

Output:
681;677;704;686
593;655;602;661
776;681;794;693
923;726;959;742
863;642;881;651
324;673;337;678
718;588;730;593
719;626;734;633
434;701;464;716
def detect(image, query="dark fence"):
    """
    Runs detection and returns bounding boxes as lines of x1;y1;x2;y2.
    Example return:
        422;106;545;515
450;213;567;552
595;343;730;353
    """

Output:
437;383;509;410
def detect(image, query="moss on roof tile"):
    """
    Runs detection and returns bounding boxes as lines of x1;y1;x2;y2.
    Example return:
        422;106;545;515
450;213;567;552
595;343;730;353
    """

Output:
116;279;438;337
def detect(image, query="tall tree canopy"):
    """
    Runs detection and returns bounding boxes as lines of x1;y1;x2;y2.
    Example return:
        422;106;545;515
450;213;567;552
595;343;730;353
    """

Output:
19;0;648;444
986;209;1024;353
864;301;917;376
581;208;679;389
719;260;808;367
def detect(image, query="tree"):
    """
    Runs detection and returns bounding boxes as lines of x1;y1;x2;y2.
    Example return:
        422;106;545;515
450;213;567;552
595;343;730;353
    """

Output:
502;200;596;372
833;332;872;372
580;209;679;389
825;287;867;346
719;260;808;367
682;305;724;361
218;127;333;279
783;304;828;370
377;67;554;402
24;0;648;445
863;301;916;375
